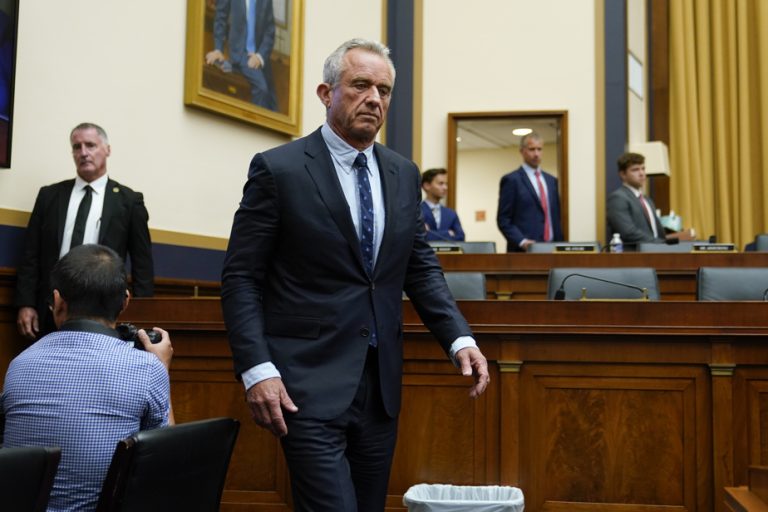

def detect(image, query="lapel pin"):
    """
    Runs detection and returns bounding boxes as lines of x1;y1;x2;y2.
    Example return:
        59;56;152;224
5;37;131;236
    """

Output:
113;187;119;193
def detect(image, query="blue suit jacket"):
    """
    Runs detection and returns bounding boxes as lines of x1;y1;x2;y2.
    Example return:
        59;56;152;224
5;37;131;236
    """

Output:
221;128;472;420
497;166;563;251
421;202;465;241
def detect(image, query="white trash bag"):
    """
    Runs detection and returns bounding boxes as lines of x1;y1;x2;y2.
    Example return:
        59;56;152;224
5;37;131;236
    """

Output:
403;484;524;512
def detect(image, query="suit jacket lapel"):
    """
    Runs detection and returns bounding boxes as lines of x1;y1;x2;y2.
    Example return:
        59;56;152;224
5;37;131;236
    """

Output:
56;180;75;250
518;167;543;212
303;131;365;270
374;144;399;275
99;179;118;242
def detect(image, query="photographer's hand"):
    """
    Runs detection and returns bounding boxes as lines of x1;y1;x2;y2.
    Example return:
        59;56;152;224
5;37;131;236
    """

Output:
138;327;175;425
138;327;173;370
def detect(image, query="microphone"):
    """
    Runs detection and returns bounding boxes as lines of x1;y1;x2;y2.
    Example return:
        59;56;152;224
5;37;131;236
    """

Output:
554;273;649;300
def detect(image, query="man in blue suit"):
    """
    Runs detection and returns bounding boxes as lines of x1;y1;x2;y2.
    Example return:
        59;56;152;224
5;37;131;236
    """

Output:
221;39;489;512
206;0;277;110
497;132;563;251
421;168;465;241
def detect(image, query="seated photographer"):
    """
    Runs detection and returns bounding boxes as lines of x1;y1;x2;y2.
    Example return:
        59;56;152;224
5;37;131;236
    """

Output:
1;244;173;511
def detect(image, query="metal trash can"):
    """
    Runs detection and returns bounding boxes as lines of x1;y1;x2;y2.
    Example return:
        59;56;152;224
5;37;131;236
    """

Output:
403;484;524;512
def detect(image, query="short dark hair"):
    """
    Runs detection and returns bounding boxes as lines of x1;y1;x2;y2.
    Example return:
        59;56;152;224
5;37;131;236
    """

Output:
49;244;127;322
617;152;645;172
421;168;447;186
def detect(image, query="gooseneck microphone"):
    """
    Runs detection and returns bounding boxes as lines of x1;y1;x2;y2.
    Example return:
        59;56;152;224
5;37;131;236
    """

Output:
554;273;649;300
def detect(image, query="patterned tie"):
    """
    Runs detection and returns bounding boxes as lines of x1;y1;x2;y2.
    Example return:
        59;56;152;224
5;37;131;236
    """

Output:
70;185;93;248
354;152;377;347
535;171;551;241
354;153;374;276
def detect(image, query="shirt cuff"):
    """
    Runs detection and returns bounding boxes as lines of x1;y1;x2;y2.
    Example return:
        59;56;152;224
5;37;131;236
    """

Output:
241;361;281;391
449;336;478;366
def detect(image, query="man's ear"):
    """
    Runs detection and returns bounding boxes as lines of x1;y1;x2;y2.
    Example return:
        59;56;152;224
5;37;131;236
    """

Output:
51;289;68;328
316;83;332;108
120;289;131;316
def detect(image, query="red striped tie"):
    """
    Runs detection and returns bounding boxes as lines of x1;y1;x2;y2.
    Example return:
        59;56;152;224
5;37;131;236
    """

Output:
535;171;551;241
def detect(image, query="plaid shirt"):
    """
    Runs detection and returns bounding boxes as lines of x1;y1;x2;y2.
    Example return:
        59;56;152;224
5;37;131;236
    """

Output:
1;320;170;511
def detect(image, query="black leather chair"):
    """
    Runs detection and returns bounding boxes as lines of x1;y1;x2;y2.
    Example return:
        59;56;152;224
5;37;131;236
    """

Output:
444;272;486;299
756;234;768;251
636;241;696;253
456;241;496;254
547;267;660;300
96;417;240;512
527;241;602;253
697;267;768;300
0;446;61;512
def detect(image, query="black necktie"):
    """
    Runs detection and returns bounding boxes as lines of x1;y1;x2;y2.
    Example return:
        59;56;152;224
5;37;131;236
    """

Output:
354;153;374;276
70;185;93;248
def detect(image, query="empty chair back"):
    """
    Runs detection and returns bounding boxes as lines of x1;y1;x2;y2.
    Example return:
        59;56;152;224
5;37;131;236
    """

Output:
756;235;768;252
456;241;496;254
0;446;61;512
444;272;486;299
697;267;768;300
636;241;696;253
527;242;602;253
547;267;660;300
96;417;240;512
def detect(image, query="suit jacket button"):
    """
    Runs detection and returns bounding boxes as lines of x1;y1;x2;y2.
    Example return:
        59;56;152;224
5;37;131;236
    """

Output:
360;328;370;337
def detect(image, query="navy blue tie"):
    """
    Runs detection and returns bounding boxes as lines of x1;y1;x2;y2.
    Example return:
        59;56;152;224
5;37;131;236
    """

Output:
354;152;377;347
354;153;374;276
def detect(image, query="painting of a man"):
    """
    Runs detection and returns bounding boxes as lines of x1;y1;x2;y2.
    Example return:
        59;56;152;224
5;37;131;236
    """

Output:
205;0;277;111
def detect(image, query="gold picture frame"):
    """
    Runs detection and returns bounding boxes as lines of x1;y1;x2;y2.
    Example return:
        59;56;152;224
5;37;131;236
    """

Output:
184;0;303;136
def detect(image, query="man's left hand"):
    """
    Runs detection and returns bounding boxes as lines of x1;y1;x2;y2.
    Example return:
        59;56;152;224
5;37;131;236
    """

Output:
247;53;263;69
455;347;490;398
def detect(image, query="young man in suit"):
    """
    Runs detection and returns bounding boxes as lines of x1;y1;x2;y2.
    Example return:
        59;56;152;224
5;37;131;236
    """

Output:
606;152;694;247
497;131;564;251
14;123;154;340
421;168;465;241
221;38;489;512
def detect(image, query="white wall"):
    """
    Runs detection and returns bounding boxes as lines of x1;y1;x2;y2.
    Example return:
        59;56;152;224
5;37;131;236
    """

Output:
0;0;599;245
418;0;598;242
0;0;383;241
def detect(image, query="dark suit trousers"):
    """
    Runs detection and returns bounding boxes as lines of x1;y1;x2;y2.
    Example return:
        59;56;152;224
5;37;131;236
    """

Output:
280;347;398;512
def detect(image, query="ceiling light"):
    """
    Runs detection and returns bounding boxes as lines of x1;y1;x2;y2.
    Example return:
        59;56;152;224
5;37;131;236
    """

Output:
512;128;532;136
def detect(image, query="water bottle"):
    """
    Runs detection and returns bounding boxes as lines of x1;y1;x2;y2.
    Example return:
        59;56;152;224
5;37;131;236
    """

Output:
609;233;624;253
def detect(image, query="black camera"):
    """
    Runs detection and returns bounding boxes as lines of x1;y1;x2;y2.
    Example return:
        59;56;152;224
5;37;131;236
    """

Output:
116;323;162;350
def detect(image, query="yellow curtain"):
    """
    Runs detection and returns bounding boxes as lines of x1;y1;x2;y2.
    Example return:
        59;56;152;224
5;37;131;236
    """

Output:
669;0;768;248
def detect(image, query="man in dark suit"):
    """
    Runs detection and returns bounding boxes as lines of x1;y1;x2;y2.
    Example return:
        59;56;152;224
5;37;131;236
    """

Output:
606;152;666;246
205;0;277;111
606;152;695;248
497;132;563;251
221;39;489;512
14;123;154;340
421;167;465;241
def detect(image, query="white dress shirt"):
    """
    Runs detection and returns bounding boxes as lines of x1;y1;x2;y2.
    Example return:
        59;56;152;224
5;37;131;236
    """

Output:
59;174;109;258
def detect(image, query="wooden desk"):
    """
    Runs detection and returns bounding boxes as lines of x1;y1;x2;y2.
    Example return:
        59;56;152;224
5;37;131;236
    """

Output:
112;298;768;512
437;252;768;300
2;263;768;511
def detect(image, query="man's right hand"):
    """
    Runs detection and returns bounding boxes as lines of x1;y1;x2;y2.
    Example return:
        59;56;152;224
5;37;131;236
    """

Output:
17;307;39;340
205;49;225;65
246;378;298;438
138;327;173;370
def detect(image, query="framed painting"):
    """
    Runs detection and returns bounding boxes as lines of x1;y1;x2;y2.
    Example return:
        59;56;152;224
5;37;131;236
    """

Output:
184;0;303;136
0;0;18;168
